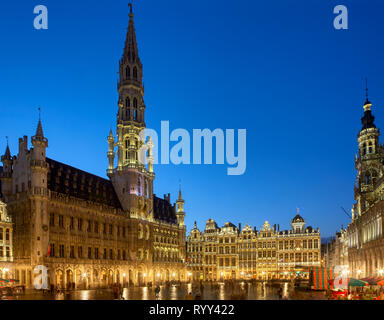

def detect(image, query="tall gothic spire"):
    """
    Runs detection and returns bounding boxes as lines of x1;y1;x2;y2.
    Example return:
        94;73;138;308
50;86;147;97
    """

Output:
122;3;141;66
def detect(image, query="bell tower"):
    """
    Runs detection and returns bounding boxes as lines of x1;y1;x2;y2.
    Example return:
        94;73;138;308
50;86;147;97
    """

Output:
354;86;383;216
176;188;186;227
108;4;154;217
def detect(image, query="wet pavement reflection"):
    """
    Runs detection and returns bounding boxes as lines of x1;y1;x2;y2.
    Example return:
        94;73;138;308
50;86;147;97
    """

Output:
10;282;326;300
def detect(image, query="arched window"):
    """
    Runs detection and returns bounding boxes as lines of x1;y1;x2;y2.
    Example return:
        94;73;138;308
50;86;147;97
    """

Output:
133;98;138;121
125;66;130;79
126;97;130;108
137;177;141;196
362;143;367;156
369;141;373;153
144;179;148;198
372;170;377;184
145;225;150;240
133;67;137;79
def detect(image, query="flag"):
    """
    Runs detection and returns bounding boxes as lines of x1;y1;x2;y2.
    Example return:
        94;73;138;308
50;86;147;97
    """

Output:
46;240;51;257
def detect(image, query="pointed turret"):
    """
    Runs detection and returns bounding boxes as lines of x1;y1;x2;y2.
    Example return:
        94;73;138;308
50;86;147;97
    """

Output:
2;142;11;161
1;139;13;190
107;128;115;176
32;109;48;147
176;188;185;227
31;110;48;160
35;118;44;138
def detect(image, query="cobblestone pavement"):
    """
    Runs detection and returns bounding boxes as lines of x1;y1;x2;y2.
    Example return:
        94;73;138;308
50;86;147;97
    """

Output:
4;282;326;300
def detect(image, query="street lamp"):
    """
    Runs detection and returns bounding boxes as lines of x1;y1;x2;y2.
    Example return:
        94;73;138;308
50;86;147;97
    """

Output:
378;269;383;276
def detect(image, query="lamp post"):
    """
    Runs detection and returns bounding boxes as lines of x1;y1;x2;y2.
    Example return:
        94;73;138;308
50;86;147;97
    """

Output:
122;273;126;288
82;272;87;289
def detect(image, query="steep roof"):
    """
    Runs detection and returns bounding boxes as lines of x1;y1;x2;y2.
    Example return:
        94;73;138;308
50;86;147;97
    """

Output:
153;196;177;224
46;158;122;209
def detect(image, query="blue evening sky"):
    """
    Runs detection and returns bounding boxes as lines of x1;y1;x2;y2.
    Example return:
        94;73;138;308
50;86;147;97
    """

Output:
1;0;383;237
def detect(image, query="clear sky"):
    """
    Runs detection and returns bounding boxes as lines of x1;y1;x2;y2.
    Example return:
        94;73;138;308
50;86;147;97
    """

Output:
1;0;384;238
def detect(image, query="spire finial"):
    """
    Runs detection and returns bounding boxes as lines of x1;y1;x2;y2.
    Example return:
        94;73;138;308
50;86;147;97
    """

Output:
4;136;11;158
178;179;183;201
6;136;8;146
365;77;369;100
297;207;299;214
128;1;133;14
38;106;41;121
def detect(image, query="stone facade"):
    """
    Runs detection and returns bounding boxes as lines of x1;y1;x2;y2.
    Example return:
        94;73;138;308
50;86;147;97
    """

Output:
344;97;384;278
0;200;13;279
187;213;320;281
0;7;186;289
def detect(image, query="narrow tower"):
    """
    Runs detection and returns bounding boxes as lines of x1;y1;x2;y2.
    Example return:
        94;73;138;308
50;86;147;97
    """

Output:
30;113;49;265
176;188;186;227
354;86;382;215
108;4;154;217
0;138;13;199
